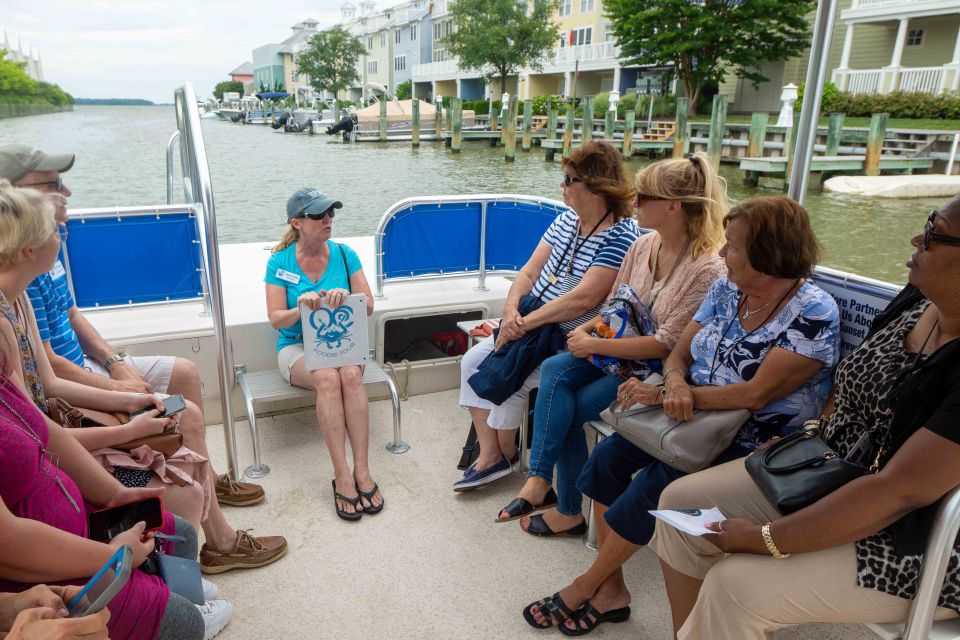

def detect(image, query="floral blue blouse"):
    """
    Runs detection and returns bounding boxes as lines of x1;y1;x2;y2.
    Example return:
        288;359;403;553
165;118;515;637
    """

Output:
688;277;841;449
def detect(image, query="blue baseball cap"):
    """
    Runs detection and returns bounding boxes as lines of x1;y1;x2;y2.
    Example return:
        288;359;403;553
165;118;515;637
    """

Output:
286;187;343;221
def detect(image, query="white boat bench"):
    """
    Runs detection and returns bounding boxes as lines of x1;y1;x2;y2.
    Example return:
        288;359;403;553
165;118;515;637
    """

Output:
235;358;407;479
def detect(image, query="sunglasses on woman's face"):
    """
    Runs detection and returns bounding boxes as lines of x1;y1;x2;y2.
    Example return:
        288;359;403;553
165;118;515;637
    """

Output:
635;193;665;205
922;211;960;251
299;209;336;221
562;174;581;187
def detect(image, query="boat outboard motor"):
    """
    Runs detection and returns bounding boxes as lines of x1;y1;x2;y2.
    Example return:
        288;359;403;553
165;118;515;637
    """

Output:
271;111;291;130
326;114;357;136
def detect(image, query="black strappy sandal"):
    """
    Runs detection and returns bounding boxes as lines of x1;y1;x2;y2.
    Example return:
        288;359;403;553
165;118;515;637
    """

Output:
496;487;559;523
558;603;631;636
522;592;581;629
523;514;588;538
332;479;362;521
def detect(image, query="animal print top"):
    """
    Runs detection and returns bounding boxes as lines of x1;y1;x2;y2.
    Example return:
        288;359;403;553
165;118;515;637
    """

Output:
823;299;960;612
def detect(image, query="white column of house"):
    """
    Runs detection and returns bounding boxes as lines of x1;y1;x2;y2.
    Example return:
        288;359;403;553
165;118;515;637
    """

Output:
884;17;909;92
948;21;960;92
456;78;462;98
612;66;621;93
834;23;855;91
563;71;572;97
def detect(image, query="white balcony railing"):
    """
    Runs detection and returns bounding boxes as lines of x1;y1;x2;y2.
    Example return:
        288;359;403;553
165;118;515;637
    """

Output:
412;42;622;82
851;0;915;7
411;59;460;79
847;69;882;94
899;66;945;93
551;42;619;65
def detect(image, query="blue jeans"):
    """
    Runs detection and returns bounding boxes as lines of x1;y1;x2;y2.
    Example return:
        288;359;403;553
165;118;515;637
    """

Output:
528;352;621;516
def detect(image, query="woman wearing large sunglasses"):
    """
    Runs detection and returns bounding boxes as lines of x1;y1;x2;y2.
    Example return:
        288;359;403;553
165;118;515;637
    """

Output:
641;196;960;638
264;188;381;521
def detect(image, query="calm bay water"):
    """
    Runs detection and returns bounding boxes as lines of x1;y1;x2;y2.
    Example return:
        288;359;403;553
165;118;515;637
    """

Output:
0;105;943;283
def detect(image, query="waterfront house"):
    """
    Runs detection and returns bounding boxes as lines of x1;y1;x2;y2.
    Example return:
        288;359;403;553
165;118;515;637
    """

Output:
391;1;433;97
252;20;318;95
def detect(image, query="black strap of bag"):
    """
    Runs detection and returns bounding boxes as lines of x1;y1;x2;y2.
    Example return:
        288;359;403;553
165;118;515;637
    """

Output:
337;243;352;294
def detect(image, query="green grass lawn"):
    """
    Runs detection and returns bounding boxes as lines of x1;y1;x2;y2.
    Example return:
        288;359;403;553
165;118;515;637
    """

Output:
715;114;960;131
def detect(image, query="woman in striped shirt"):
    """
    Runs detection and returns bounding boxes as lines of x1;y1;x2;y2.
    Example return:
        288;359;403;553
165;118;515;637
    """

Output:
454;141;640;492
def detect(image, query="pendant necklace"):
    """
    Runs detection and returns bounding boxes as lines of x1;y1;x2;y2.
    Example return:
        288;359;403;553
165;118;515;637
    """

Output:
0;394;81;513
742;279;801;321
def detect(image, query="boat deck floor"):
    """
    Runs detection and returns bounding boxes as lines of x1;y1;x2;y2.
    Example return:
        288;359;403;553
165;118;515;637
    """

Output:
204;389;875;640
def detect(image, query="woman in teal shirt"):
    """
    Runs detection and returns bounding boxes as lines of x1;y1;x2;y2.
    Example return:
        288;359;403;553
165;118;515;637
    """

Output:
264;187;381;521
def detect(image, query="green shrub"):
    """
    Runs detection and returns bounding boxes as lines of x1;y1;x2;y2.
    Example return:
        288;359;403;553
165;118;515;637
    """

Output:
821;90;960;119
532;94;564;115
394;80;412;100
796;81;840;113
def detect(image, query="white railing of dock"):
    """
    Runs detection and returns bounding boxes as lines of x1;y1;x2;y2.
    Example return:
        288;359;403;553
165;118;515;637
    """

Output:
899;66;945;93
846;69;882;94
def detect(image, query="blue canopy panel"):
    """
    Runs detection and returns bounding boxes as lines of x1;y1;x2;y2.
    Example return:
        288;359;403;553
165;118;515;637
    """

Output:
380;199;565;281
66;213;204;307
483;200;564;271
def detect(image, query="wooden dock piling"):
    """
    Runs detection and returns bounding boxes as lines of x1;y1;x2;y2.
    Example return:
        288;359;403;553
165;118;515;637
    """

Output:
582;96;595;144
865;113;888;177
379;99;388;142
522;99;533;151
450;98;463;153
435;99;443;139
504;95;519;162
706;95;728;169
826;113;845;156
747;113;769;158
562;106;575;157
411;100;420;148
605;106;615;140
672;98;689;158
623;111;635;158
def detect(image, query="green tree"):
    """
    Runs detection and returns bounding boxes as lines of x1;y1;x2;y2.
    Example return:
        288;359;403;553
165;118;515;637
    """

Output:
606;0;815;115
395;79;412;100
296;26;366;97
213;80;244;100
446;0;560;98
0;50;73;105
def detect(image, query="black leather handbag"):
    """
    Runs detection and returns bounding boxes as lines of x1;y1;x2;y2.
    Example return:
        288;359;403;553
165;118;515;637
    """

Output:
745;421;877;515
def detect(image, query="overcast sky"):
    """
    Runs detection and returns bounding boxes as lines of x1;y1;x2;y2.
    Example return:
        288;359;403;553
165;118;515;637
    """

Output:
1;0;352;102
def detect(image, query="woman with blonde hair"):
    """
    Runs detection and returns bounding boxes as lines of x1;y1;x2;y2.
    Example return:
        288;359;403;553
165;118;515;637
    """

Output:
264;187;381;521
497;153;727;535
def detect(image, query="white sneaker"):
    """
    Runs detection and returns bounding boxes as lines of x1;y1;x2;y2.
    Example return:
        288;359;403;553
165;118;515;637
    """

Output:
201;578;219;600
196;599;232;640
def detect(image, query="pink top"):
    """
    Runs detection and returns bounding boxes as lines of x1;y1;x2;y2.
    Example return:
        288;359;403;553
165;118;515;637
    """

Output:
608;233;726;350
0;379;170;640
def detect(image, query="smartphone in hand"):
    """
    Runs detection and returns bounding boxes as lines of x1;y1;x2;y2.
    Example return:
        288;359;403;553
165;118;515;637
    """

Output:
88;497;164;542
67;545;133;617
131;393;187;419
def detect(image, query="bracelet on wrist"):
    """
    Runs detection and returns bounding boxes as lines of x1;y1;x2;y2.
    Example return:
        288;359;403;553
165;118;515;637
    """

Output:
663;367;686;382
761;523;791;559
103;352;128;371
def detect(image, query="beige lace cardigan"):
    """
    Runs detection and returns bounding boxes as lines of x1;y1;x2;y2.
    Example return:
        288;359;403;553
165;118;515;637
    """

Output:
607;232;726;350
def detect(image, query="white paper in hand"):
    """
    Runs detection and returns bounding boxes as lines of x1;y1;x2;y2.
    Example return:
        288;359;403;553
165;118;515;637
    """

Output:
649;508;726;536
300;294;369;370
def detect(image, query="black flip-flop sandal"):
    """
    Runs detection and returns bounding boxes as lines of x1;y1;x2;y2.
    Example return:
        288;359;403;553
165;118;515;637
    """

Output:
496;487;559;523
523;514;588;538
332;479;362;521
522;591;580;629
558;603;631;636
357;481;384;514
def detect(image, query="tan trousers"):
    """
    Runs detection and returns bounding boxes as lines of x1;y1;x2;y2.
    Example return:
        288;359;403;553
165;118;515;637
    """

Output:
648;458;957;640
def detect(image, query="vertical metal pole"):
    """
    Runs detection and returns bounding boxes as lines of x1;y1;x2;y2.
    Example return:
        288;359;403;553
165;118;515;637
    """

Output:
174;83;240;481
475;201;489;292
166;131;180;205
787;0;840;204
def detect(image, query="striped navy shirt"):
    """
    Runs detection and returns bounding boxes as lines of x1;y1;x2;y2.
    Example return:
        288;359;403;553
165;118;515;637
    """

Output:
26;259;85;367
530;210;640;333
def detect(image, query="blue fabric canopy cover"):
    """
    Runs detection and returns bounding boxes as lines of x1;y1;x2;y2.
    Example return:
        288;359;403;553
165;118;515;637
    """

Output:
66;213;204;307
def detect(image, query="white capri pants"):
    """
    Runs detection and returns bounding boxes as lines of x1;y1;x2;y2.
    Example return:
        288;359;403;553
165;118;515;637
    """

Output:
459;335;542;430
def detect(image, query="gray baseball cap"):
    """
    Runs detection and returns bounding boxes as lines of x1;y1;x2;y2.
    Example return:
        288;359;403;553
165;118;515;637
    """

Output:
286;187;343;221
0;144;75;183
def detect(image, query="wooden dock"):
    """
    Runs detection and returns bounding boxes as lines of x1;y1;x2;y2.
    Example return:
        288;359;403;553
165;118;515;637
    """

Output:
740;155;935;186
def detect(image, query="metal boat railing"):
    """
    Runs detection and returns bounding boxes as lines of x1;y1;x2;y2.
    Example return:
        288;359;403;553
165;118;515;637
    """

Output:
173;83;241;481
373;194;568;298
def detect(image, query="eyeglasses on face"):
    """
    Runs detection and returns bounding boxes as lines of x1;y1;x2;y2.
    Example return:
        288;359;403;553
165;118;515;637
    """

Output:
922;211;960;251
298;209;336;221
19;177;64;193
562;174;581;187
635;193;665;205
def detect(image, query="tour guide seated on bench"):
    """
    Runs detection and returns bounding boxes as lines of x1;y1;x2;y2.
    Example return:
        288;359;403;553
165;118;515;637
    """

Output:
0;143;265;510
